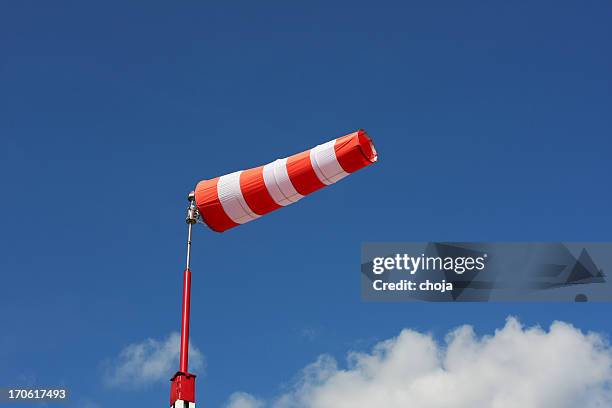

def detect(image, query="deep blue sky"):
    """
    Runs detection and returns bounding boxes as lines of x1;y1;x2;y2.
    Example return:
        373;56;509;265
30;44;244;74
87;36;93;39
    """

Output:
1;1;611;406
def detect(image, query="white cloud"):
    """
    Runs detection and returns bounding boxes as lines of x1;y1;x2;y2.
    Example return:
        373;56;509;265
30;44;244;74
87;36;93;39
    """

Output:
226;392;265;408
103;332;204;388
77;398;101;408
227;318;612;408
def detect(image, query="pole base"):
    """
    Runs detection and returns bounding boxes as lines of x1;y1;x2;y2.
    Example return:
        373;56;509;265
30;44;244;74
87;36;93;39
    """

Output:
170;371;196;407
172;401;196;408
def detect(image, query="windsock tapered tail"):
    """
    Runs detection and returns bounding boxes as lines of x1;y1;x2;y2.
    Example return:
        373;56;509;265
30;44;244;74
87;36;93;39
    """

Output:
194;129;378;232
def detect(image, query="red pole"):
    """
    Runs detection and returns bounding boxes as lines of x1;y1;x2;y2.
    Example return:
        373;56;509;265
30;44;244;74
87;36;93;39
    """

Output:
170;193;197;407
179;267;192;373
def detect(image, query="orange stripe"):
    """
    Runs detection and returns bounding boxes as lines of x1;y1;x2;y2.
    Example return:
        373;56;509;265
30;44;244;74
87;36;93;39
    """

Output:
194;178;238;232
240;166;281;215
334;129;377;173
286;150;326;196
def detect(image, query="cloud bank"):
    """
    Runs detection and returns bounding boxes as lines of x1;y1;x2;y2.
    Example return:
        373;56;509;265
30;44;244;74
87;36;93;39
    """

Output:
226;318;612;408
227;392;265;408
104;332;203;388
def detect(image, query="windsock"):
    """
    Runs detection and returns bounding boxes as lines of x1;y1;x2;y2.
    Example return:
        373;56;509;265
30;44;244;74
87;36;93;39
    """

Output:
194;129;377;232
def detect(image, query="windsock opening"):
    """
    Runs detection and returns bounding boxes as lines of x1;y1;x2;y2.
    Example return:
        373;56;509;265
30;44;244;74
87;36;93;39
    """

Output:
334;130;378;173
195;130;378;232
358;129;378;163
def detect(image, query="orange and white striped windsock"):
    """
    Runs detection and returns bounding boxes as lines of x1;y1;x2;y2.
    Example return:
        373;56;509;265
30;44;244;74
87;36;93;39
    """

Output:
194;129;377;232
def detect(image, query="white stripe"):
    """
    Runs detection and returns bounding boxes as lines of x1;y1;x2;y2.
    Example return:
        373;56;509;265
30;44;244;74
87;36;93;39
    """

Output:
217;171;260;224
309;146;331;186
263;162;291;206
262;158;303;206
310;139;349;184
173;401;195;408
273;158;303;204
